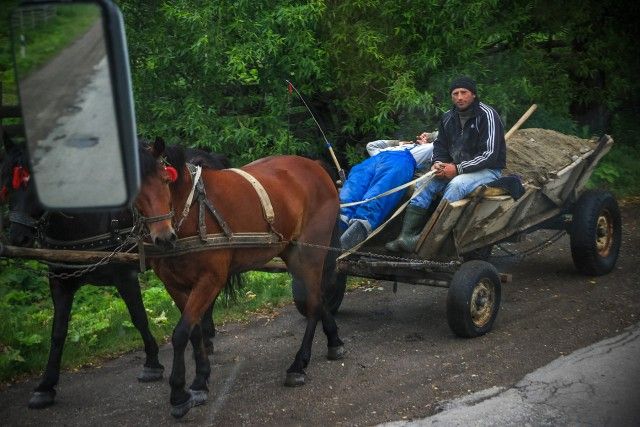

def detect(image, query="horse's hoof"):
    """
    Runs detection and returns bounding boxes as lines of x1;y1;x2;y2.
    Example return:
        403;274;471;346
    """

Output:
28;391;55;409
189;389;208;406
170;389;207;418
170;396;195;419
327;345;346;360
284;372;306;387
137;366;164;382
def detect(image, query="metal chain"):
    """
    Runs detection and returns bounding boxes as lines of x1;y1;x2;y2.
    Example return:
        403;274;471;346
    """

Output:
293;240;460;270
3;227;145;280
48;238;139;279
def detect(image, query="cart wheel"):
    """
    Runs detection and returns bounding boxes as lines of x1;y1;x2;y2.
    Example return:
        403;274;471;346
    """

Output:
570;190;621;276
293;273;346;316
447;260;501;338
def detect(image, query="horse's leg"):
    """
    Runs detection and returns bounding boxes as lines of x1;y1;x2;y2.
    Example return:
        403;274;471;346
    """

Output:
115;276;164;382
282;259;326;387
166;282;219;418
28;279;78;409
201;303;215;355
187;322;210;406
168;315;193;417
321;305;345;360
285;302;321;387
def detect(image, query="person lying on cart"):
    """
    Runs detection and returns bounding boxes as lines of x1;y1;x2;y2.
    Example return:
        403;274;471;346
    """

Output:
339;131;437;249
386;76;507;253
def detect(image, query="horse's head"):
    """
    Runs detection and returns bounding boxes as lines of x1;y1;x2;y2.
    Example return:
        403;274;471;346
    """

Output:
1;138;43;247
136;137;182;248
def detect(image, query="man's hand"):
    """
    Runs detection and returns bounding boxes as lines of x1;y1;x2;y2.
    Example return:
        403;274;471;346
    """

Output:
416;132;430;145
432;162;457;179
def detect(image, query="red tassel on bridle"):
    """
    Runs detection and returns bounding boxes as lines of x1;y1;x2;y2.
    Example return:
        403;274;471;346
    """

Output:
164;165;178;183
12;166;30;189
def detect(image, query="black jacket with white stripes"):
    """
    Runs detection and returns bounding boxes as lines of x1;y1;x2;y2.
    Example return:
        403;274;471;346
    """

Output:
432;99;506;175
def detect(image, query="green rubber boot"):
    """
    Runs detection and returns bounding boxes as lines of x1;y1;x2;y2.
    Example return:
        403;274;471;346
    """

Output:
385;205;429;253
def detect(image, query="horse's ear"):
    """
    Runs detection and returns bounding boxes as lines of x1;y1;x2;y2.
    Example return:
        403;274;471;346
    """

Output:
152;137;166;158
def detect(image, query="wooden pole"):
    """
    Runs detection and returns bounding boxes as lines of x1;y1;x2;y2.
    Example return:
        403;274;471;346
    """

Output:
0;244;289;272
0;244;139;264
505;104;537;141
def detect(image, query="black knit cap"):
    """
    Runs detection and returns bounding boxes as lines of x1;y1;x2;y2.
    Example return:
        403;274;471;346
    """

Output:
449;76;477;94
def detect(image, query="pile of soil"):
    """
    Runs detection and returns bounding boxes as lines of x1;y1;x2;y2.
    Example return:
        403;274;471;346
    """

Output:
504;128;598;186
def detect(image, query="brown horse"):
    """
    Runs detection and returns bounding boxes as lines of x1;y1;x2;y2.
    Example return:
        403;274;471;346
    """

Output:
135;139;345;418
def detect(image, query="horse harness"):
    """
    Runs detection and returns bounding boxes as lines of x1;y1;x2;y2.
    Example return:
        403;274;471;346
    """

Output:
9;209;134;252
139;163;286;263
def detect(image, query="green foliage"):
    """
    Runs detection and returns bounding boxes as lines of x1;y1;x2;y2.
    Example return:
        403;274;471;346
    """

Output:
588;144;640;197
12;5;99;79
112;0;639;181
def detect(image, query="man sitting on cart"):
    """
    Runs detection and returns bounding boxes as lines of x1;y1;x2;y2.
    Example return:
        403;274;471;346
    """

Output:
386;76;507;253
339;131;437;249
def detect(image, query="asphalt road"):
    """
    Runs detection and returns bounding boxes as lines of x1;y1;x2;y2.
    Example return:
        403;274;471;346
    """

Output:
1;201;638;426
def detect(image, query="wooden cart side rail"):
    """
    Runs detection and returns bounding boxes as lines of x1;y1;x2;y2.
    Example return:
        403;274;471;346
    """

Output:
571;134;613;198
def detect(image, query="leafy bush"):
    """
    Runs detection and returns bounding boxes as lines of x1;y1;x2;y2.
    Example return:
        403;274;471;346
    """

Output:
589;144;640;197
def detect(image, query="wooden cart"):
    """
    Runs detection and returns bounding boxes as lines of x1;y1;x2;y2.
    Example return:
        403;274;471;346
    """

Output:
330;134;620;338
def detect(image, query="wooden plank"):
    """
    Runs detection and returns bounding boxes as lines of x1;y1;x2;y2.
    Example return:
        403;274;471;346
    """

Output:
415;199;469;258
541;158;587;206
455;197;517;248
457;205;563;254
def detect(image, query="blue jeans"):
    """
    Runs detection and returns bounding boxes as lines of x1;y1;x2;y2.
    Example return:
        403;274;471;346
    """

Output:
410;168;502;209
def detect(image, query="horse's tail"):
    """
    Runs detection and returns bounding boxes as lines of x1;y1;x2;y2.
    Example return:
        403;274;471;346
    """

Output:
221;273;244;303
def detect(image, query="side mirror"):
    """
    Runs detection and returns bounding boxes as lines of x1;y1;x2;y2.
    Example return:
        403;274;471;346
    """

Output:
9;0;139;209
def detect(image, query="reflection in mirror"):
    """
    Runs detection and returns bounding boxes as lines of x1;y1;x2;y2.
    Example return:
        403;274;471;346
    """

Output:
12;3;127;208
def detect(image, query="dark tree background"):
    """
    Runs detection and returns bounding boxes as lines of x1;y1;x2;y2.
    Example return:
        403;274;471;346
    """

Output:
2;0;639;168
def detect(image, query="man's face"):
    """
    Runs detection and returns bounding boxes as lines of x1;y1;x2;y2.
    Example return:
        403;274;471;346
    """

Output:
451;88;476;111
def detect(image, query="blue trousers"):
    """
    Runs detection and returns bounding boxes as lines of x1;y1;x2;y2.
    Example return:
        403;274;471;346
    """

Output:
340;150;416;230
410;168;502;209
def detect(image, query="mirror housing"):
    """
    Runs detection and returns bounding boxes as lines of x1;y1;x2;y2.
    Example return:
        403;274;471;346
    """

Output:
9;0;139;209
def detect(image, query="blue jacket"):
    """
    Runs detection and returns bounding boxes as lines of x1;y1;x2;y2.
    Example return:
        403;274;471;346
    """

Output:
433;100;506;175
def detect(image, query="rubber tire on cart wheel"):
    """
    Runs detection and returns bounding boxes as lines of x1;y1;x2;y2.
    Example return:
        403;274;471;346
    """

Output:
447;260;501;338
570;189;621;276
293;273;346;316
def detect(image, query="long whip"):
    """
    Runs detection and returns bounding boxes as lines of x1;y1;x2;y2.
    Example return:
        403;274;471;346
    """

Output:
286;80;346;183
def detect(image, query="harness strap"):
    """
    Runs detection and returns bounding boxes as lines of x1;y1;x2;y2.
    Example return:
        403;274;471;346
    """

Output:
228;168;275;224
196;176;233;240
143;232;284;257
174;164;202;231
43;227;135;251
9;210;40;228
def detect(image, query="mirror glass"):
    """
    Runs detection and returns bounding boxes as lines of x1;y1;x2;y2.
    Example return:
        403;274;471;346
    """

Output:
11;3;127;208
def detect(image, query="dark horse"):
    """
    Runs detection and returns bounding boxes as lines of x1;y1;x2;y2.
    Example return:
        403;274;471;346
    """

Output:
0;136;229;409
136;139;345;418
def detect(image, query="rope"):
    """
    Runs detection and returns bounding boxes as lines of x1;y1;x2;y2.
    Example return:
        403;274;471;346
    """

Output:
340;170;435;208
